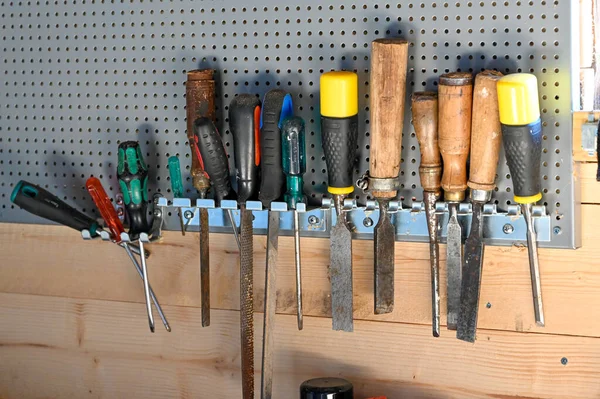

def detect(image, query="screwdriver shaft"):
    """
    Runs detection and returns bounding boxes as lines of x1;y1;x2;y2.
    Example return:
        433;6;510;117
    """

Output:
137;239;155;333
523;203;545;327
122;243;171;332
228;209;241;250
424;192;440;337
293;209;304;330
200;208;210;327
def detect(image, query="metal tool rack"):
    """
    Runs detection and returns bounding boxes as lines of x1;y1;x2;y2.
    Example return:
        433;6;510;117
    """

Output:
0;0;578;248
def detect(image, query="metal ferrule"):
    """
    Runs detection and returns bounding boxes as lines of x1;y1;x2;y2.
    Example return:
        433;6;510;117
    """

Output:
470;189;492;203
444;191;465;203
356;170;400;194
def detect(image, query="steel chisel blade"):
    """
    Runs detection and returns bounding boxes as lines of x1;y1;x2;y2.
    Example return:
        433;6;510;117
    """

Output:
374;200;394;314
446;203;462;331
330;220;353;332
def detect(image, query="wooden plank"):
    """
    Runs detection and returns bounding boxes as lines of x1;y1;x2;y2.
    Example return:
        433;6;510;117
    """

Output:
2;203;600;338
573;111;600;162
580;162;600;203
1;292;599;399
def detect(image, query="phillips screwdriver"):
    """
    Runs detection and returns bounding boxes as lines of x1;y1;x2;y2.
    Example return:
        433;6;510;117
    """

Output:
230;93;262;399
258;89;293;399
412;92;442;337
117;140;155;333
10;180;146;258
457;70;504;342
194;116;241;328
282;116;306;331
86;177;171;332
368;38;408;315
321;71;358;332
168;155;187;236
497;73;545;327
438;72;473;331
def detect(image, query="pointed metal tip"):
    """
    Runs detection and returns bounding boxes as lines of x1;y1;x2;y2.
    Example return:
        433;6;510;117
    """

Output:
536;321;545;327
149;324;155;333
298;318;304;331
165;325;172;332
433;331;440;338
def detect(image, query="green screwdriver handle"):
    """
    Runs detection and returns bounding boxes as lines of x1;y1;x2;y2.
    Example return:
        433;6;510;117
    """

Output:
117;141;150;237
168;156;185;198
282;116;306;209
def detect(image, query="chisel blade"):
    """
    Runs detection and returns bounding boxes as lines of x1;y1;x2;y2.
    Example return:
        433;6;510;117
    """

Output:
446;203;462;330
330;217;353;332
374;199;394;314
261;211;279;399
424;191;440;337
239;207;254;399
199;208;210;327
457;201;484;342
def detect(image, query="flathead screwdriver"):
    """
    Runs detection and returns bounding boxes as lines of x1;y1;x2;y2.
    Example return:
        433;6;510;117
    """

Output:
168;155;187;236
497;73;545;327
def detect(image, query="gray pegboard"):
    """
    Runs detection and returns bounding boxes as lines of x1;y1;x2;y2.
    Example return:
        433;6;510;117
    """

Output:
0;0;579;248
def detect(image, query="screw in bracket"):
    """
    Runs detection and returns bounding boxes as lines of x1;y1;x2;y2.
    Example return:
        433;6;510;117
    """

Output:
561;357;568;366
184;210;194;220
363;217;374;228
308;215;320;226
553;226;562;235
502;224;514;234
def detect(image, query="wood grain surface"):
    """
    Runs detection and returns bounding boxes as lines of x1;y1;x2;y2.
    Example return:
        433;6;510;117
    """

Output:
369;39;408;198
438;72;473;202
1;292;598;399
468;70;504;192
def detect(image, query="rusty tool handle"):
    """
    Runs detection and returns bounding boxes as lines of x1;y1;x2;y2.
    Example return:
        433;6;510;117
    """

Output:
468;70;504;192
186;69;216;193
411;92;441;194
369;38;409;199
438;72;473;202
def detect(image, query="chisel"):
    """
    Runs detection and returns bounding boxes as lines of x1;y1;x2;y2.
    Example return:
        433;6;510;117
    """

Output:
457;70;504;342
117;141;154;332
497;73;545;327
258;89;293;399
438;72;473;331
282;116;307;331
230;93;262;399
412;92;442;337
320;71;358;332
368;38;408;314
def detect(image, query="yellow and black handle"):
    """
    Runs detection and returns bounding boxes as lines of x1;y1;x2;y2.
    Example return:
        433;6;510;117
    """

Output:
497;73;542;204
320;71;359;195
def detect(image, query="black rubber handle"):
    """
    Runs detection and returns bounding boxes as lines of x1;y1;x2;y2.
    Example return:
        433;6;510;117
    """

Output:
117;141;150;237
194;117;233;203
321;115;358;192
229;94;261;203
11;180;99;234
259;89;293;206
502;119;542;200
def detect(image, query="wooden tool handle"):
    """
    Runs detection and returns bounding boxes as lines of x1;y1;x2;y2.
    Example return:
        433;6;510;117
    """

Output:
369;38;409;198
186;69;216;177
411;92;441;194
438;72;473;202
468;70;504;192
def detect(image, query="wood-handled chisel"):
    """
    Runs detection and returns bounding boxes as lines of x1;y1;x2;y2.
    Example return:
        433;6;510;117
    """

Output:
438;72;473;331
457;70;504;342
368;38;408;315
412;92;442;337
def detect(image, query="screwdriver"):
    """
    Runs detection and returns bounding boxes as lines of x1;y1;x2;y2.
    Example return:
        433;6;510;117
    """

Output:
258;89;293;399
457;70;504;343
321;71;358;332
168;155;187;235
412;92;442;337
230;93;261;399
369;38;408;315
497;73;545;327
194;117;239;327
117;140;154;333
86;177;171;332
281;116;306;331
10;180;146;258
438;72;473;331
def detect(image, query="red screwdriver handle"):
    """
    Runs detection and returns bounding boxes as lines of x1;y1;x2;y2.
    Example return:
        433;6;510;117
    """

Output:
86;177;125;242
